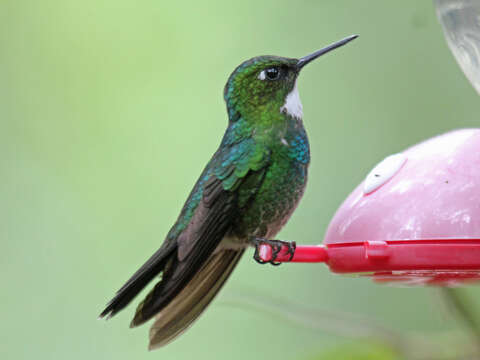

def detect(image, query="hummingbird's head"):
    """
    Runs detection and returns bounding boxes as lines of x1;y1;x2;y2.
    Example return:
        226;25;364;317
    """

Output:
224;35;358;124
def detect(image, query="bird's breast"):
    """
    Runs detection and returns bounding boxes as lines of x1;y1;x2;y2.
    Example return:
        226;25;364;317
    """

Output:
233;130;310;239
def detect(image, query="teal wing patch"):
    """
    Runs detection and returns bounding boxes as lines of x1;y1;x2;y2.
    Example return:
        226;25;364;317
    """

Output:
175;137;270;261
215;138;270;190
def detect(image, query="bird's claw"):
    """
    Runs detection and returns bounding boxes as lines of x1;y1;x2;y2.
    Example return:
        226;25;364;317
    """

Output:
252;238;296;266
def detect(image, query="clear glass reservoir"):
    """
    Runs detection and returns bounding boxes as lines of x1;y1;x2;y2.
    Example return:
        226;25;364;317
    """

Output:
435;0;480;94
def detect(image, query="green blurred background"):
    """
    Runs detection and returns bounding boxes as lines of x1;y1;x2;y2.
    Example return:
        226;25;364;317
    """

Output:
2;1;480;359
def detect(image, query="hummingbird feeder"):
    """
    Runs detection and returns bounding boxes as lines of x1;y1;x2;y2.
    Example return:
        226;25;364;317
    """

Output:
260;128;480;286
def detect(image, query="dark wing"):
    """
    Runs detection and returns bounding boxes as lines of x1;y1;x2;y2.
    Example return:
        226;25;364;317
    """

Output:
100;136;270;326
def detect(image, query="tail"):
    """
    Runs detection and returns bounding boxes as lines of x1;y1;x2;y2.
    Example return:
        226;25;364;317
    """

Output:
100;244;244;350
146;249;244;350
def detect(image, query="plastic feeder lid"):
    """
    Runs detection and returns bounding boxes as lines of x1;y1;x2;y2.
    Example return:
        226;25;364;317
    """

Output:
260;129;480;286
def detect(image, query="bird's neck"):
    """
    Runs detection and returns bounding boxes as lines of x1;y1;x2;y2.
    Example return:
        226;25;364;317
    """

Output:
222;110;305;150
226;87;304;141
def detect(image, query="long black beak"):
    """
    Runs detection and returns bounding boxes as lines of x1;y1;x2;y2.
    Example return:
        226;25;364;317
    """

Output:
297;34;358;70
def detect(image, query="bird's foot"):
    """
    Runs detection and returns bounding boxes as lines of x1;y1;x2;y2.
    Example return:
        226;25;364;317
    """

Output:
251;238;296;266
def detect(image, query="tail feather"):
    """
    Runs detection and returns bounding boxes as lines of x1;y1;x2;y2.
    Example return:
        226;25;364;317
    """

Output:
147;249;244;350
99;241;176;319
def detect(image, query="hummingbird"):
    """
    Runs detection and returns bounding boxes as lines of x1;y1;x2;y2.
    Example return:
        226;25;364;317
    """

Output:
99;35;358;350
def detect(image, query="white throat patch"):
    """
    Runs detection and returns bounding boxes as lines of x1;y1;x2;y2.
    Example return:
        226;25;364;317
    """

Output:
280;81;303;120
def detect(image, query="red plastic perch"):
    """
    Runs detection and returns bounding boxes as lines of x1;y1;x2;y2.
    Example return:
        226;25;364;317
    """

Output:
259;244;328;263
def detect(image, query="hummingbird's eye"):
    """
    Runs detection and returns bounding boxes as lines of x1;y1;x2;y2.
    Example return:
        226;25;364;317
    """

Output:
265;67;279;80
258;67;281;81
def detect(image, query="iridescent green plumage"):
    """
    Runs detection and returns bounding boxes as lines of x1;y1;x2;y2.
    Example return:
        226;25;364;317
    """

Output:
100;35;358;350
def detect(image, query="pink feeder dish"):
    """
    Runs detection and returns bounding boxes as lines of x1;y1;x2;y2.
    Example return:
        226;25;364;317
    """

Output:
260;128;480;286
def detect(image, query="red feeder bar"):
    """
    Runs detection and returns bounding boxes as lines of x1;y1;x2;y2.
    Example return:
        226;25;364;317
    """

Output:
260;128;480;286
